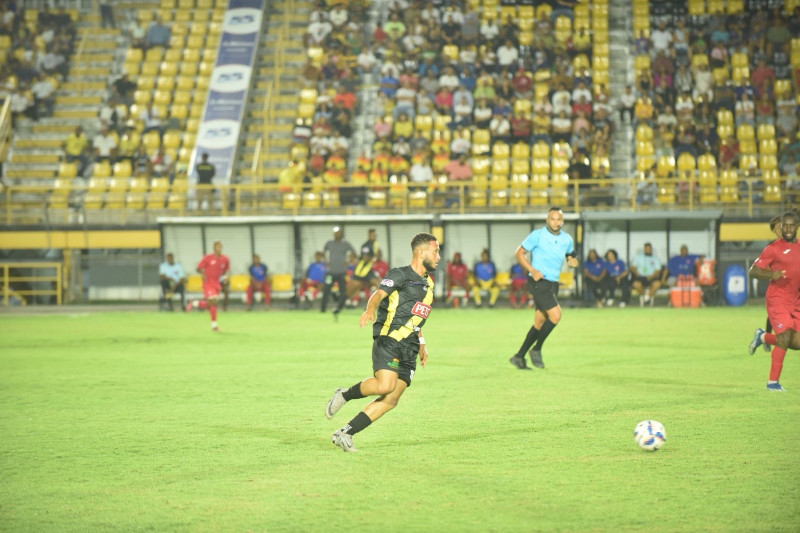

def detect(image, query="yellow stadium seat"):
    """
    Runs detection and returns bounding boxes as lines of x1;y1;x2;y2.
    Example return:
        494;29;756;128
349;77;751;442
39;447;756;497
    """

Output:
774;79;791;97
511;159;530;176
757;123;775;140
657;156;675;178
489;190;508;206
58;162;78;178
93;161;112;178
636;141;654;156
760;155;777;171
472;157;490;175
736;124;755;141
180;62;198;77
532;142;550;159
635;124;653;142
113;161;132;178
512;143;530;160
739;139;757;155
739;154;758;172
698;154;717;171
186;274;203;292
760;139;777;156
156;76;175;91
763;185;781;203
731;52;748;68
491;159;510;176
492;142;510;159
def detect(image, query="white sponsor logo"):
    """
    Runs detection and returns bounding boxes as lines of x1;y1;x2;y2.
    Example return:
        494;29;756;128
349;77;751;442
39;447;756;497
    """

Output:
380;278;394;287
197;119;240;149
222;8;262;34
210;64;251;93
783;249;791;254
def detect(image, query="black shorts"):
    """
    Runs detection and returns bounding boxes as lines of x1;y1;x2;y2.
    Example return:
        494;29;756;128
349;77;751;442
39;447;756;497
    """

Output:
631;275;651;287
527;278;560;311
372;336;418;387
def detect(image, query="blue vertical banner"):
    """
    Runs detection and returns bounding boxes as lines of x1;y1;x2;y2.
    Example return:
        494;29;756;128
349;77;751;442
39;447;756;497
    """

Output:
190;0;263;184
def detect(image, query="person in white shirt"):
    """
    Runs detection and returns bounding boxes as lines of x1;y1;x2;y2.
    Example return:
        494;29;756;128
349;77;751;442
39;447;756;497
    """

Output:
438;67;460;91
490;113;511;142
656;106;678;128
650;21;672;55
480;18;500;43
551;84;572;115
394;82;417;119
10;90;33;121
692;64;712;102
450;130;471;156
416;89;434;116
306;20;332;45
93;126;118;163
453;95;473;127
420;6;439;24
31;75;55;117
572;81;592;103
618;86;637;122
496;39;519;68
357;47;377;73
139;104;163;137
409;158;434;189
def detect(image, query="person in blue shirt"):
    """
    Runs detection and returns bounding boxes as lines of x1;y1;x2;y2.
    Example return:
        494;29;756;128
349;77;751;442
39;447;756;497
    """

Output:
471;249;500;307
603;249;630;307
246;254;269;311
509;207;579;370
159;253;186;311
665;245;700;284
583;249;607;307
300;251;327;305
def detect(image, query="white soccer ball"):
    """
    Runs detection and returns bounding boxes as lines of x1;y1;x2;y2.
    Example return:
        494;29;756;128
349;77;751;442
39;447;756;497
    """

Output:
634;420;666;451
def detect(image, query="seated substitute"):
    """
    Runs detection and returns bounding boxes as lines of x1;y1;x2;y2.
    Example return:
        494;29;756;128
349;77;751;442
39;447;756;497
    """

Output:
603;249;631;307
583;248;607;307
446;252;470;304
347;250;377;307
299;251;327;304
630;242;664;306
471;248;500;308
159;252;186;311
246;254;270;310
665;244;700;285
509;261;531;309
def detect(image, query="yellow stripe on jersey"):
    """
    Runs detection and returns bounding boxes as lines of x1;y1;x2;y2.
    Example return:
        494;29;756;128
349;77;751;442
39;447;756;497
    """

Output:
379;290;400;336
388;274;435;342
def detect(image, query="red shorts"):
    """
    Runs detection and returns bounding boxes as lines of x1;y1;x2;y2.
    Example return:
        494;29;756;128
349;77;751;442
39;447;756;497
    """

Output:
511;278;527;290
203;281;221;299
766;299;800;334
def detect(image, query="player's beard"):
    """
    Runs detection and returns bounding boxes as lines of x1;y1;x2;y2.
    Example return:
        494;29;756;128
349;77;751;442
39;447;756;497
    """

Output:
423;259;437;272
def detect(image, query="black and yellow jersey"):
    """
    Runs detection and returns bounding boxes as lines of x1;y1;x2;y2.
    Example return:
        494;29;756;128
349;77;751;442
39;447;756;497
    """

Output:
373;266;434;347
353;257;375;278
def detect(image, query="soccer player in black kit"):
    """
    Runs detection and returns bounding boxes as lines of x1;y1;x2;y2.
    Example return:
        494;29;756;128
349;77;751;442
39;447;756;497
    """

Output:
325;233;440;452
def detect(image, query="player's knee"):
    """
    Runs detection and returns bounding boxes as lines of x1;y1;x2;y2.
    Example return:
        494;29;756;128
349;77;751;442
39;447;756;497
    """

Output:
776;331;792;349
375;381;395;395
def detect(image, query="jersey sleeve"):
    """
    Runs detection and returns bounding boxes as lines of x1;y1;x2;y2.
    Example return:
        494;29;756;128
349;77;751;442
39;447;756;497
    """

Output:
754;244;775;269
222;257;230;274
197;255;208;270
566;235;575;256
520;229;539;252
378;267;405;296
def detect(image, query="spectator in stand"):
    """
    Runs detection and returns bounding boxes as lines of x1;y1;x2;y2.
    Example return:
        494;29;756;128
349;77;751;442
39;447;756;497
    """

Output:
496;39;519;69
735;92;755;127
393;112;413;140
150;147;174;181
139;103;164;138
603;249;630;307
409;156;433;190
332;84;357;111
92;125;117;165
510;112;532;142
453;94;473;128
98;1;115;29
133;144;151;177
634;94;654;126
434;86;453;115
443;153;472;182
112;71;136;105
619;85;636;122
509;261;530;309
583;249;606;307
117;129;138;163
38;45;67;79
450;128;471;157
754;93;775;126
62;126;89;177
751;59;775;95
9;87;34;122
446;252;470;305
489;111;511;143
631;242;664;307
195;153;215;209
144;16;170;49
720;136;741;170
29;74;54;118
473;98;492;128
471;248;499;308
246;254;270;311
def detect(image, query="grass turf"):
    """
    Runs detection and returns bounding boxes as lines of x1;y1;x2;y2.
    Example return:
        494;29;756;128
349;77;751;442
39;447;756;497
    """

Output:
0;306;798;532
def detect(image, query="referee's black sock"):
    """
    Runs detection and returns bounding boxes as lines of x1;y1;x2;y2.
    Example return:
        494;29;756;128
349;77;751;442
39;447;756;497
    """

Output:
533;320;556;351
343;411;372;436
342;381;365;401
516;326;540;357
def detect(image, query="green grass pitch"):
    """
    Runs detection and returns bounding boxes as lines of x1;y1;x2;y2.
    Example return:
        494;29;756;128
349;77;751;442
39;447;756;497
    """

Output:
1;306;798;532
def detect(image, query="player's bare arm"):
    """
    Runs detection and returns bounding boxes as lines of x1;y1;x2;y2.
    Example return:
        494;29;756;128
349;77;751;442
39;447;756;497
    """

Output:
418;331;428;368
749;264;785;281
359;288;388;327
515;245;542;280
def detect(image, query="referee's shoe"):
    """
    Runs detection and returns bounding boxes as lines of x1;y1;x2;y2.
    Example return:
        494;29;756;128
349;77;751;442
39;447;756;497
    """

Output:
509;354;531;370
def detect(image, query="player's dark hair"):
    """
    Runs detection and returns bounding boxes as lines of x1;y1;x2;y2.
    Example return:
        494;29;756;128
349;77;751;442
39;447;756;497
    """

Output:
411;232;437;251
782;210;798;222
769;214;782;229
548;206;563;213
606;249;618;261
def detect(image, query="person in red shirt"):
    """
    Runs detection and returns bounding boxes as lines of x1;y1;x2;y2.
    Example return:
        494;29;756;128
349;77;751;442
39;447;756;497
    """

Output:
446;252;470;304
196;240;230;331
748;211;800;391
372;250;389;280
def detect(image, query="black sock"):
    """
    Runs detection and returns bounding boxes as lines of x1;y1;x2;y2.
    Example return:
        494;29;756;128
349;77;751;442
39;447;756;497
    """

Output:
343;411;372;435
766;319;772;334
516;326;540;357
342;381;365;401
533;320;556;351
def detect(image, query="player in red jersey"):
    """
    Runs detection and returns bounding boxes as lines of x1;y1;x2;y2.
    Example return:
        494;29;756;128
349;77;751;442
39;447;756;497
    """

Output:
748;211;800;391
196;240;230;331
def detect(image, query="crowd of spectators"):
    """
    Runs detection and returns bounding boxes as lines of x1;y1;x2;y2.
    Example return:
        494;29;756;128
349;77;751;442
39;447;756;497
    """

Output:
631;1;800;202
287;0;609;206
0;1;76;123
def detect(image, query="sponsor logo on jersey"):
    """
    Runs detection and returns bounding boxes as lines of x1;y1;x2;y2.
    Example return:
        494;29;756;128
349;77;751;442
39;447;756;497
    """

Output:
411;301;431;318
784;249;791;254
388;358;399;369
380;278;394;287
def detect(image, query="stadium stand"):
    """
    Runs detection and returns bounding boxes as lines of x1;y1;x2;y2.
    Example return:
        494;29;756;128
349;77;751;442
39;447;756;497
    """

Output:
632;0;800;206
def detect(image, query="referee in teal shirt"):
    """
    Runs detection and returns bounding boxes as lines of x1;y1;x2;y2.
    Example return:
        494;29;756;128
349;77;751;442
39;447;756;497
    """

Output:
509;207;579;370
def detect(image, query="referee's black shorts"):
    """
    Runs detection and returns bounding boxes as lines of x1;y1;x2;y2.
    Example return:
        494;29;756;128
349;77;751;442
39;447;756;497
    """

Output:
527;278;560;311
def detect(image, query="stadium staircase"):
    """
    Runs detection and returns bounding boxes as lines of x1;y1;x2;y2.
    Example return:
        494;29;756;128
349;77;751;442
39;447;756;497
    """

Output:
238;0;311;187
608;0;634;188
